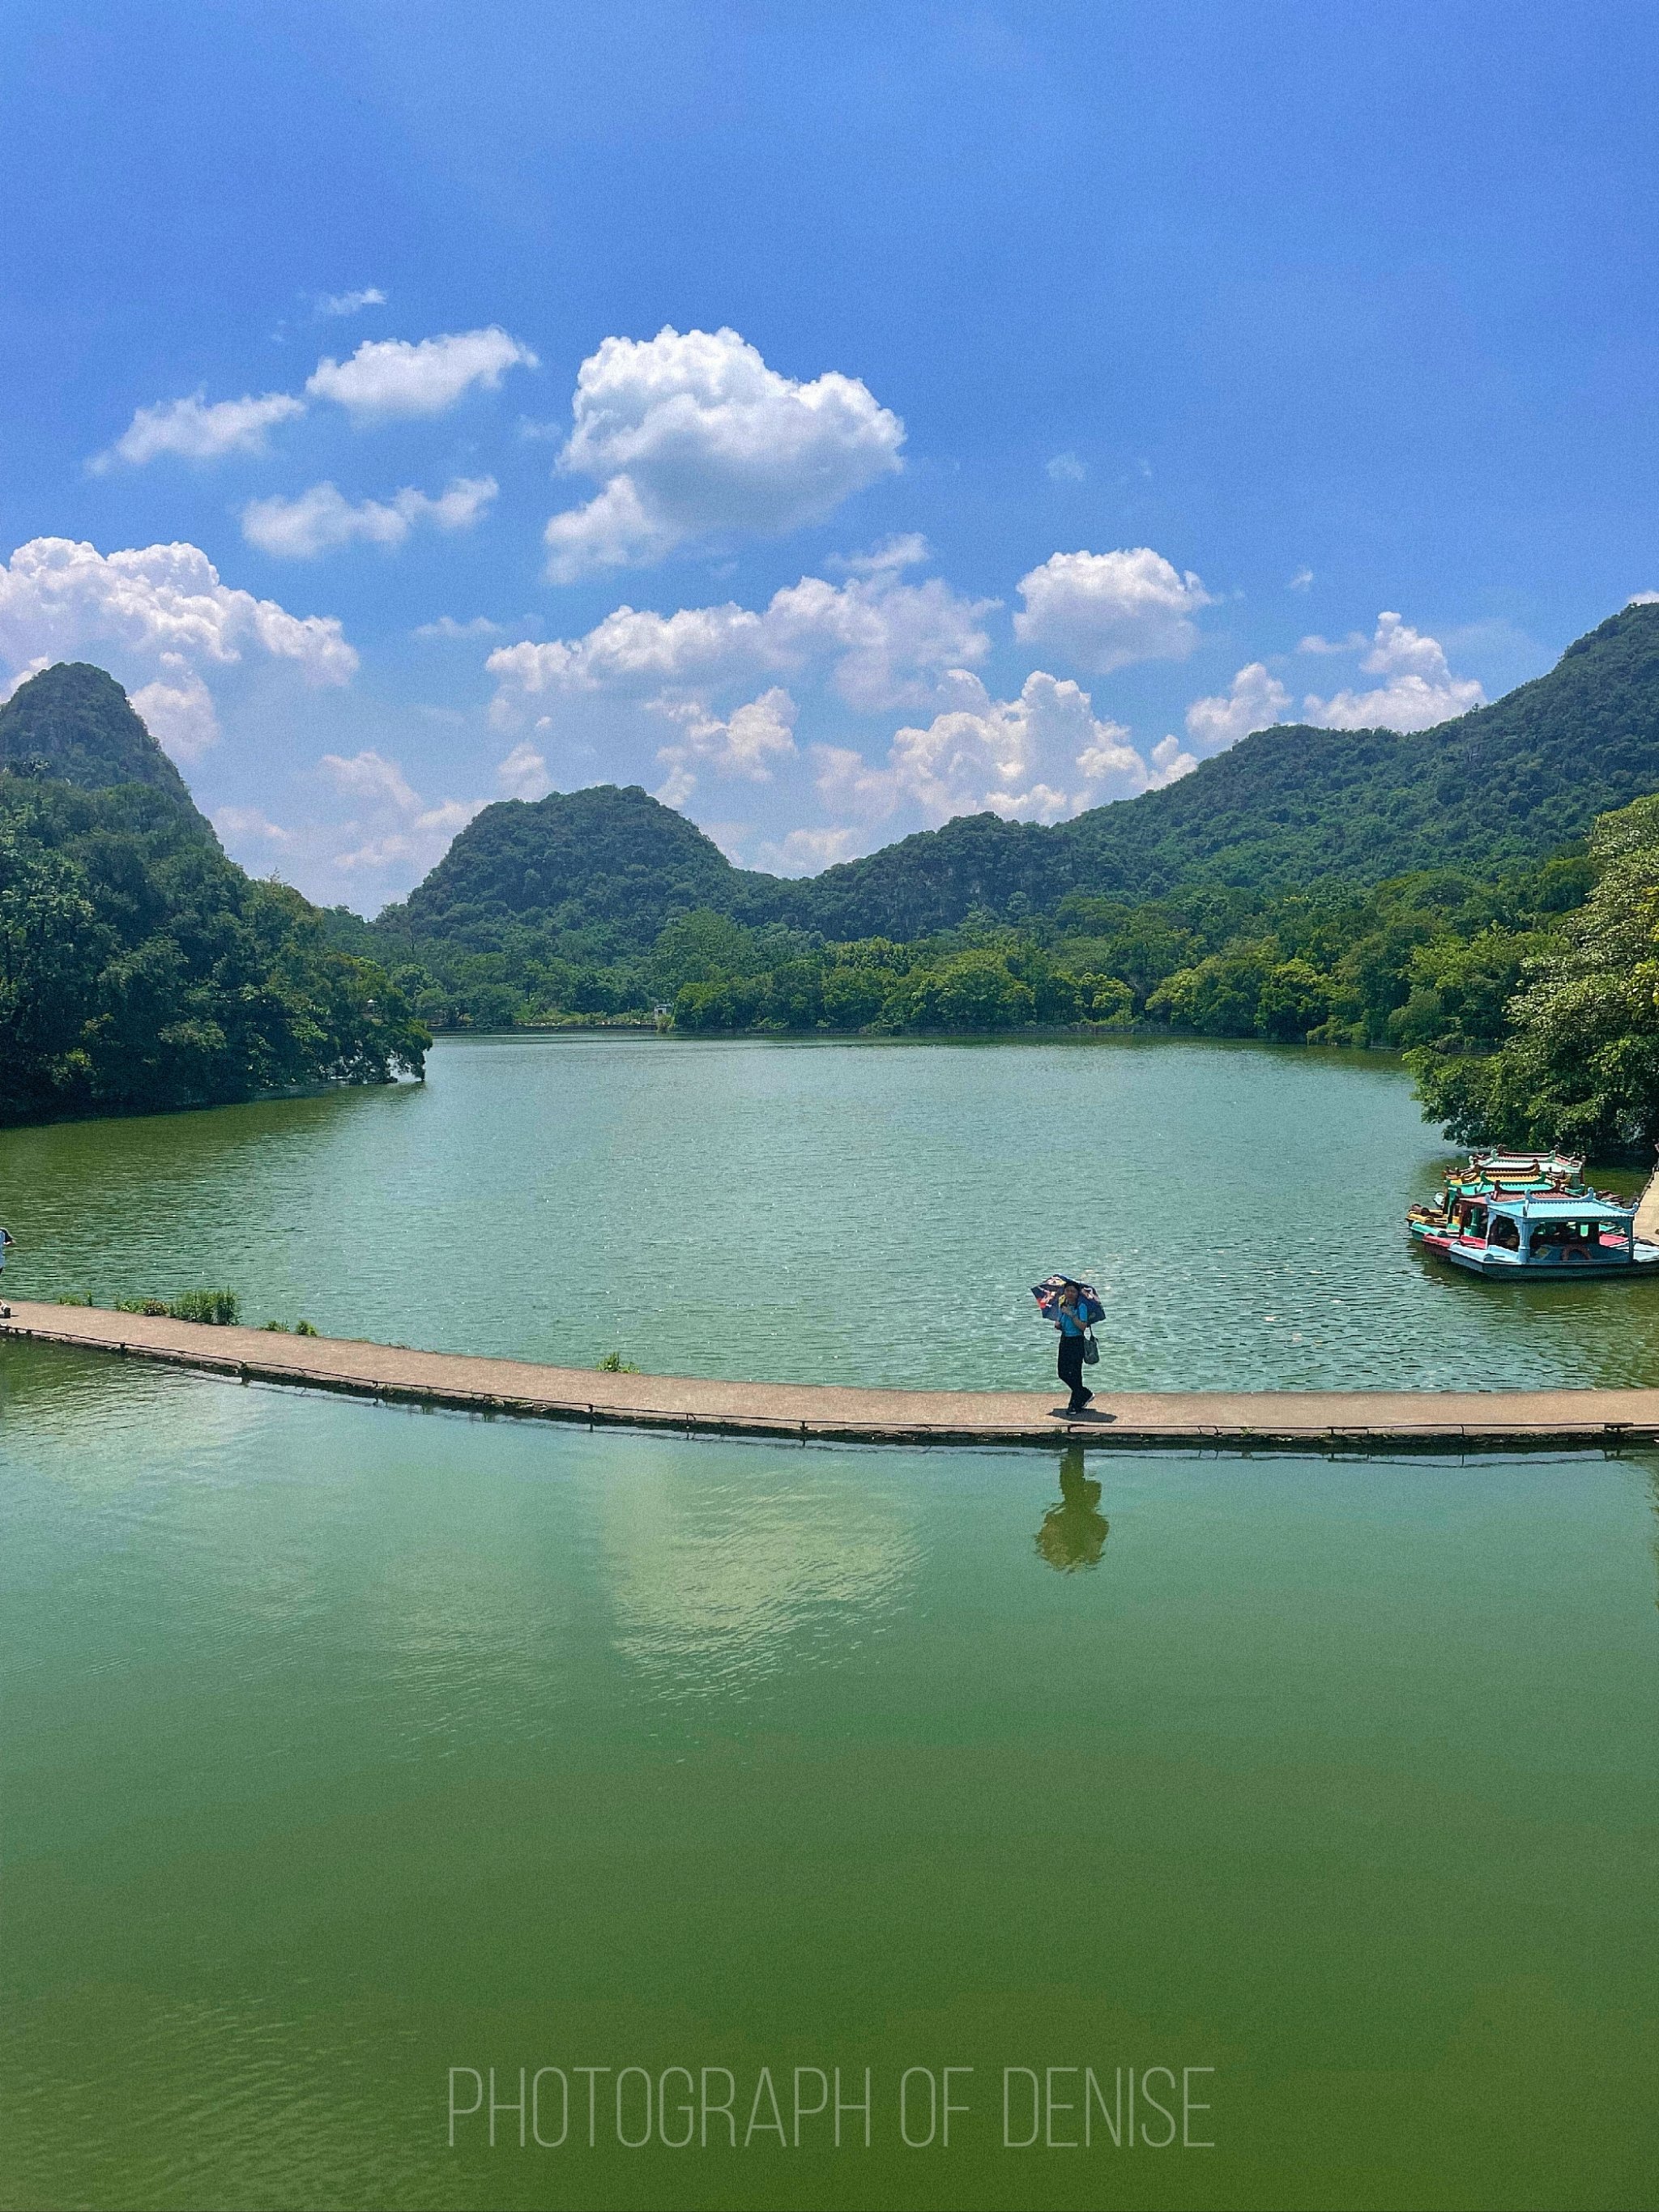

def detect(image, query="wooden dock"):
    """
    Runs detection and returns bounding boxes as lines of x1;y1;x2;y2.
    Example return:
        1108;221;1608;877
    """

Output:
3;1298;1657;1451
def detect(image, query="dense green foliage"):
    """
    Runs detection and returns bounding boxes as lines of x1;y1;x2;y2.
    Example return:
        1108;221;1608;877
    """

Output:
385;603;1659;950
1409;794;1659;1157
384;782;738;957
16;608;1658;1153
0;662;205;819
0;773;429;1124
364;851;1592;1054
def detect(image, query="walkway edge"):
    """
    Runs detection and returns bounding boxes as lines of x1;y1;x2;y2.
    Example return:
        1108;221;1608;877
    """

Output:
5;1300;1659;1453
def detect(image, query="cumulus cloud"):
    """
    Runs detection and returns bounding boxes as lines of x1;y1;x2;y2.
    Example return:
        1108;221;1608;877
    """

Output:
1303;612;1484;731
318;748;484;873
241;475;497;558
214;804;293;846
812;670;1188;831
543;326;905;579
488;565;992;727
1013;548;1213;672
1183;661;1292;756
1629;590;1659;606
90;390;305;471
753;825;861;875
0;539;356;763
318;748;421;810
1045;451;1087;484
306;326;536;421
413;613;505;639
828;533;930;576
129;672;220;761
314;287;388;317
496;740;550;799
651;686;797;808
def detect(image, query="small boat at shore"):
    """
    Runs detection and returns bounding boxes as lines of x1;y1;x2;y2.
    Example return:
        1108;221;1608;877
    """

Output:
1408;1153;1659;1278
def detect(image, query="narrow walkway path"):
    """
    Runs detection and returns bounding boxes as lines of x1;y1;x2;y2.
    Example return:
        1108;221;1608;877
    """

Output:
1635;1163;1659;1247
3;1299;1657;1451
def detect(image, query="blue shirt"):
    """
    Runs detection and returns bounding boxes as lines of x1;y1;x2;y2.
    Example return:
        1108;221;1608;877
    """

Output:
1056;1304;1087;1336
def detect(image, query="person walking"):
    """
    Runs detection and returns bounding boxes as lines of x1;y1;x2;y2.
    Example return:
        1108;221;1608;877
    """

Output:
1052;1280;1095;1414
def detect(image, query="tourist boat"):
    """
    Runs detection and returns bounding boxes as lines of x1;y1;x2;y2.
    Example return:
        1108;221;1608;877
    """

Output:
1407;1150;1586;1247
1408;1153;1659;1277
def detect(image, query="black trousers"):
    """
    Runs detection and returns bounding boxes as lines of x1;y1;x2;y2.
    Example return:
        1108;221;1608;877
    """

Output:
1057;1332;1090;1409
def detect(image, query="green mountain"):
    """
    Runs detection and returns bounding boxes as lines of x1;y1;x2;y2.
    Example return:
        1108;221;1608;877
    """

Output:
0;668;427;1125
0;661;209;825
388;599;1659;947
393;778;737;949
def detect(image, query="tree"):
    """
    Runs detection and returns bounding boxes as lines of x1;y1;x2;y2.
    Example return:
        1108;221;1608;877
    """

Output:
1408;793;1659;1156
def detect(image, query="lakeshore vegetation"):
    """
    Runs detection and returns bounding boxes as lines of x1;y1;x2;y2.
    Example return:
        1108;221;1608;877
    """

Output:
6;601;1659;1152
0;666;429;1124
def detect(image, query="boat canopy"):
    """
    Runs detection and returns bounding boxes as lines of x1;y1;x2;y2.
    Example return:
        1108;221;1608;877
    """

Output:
1481;1193;1633;1221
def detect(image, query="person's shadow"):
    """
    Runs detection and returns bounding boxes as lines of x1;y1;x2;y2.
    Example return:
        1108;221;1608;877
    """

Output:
1034;1443;1109;1571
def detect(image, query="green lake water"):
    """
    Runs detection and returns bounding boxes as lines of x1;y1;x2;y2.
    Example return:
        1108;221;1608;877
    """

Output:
2;1030;1657;1390
3;1038;1658;2210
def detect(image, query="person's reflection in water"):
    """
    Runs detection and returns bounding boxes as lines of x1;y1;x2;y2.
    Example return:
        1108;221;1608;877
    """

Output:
1035;1443;1109;1571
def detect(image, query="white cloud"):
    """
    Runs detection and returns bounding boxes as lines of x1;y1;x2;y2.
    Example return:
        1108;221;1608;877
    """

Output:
1629;590;1659;606
813;670;1181;831
1149;735;1198;783
241;475;497;558
0;539;356;757
318;748;484;874
496;741;550;799
90;390;305;471
129;672;220;761
318;748;421;810
1288;566;1314;591
543;325;904;579
1183;661;1292;756
314;287;388;317
828;532;930;576
1297;629;1367;654
1303;612;1484;731
651;685;797;806
414;613;505;639
488;565;992;726
1045;451;1087;484
1013;548;1213;672
215;804;292;846
306;327;536;421
754;825;861;875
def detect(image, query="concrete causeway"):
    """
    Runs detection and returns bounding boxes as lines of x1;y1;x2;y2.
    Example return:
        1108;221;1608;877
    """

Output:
4;1298;1659;1451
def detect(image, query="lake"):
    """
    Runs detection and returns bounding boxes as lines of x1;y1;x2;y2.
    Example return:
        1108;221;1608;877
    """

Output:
2;1029;1657;1391
2;1037;1657;2210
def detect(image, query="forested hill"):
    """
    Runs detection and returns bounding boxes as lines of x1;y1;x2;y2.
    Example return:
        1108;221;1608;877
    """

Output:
0;667;428;1124
397;780;738;948
386;599;1659;948
0;662;210;828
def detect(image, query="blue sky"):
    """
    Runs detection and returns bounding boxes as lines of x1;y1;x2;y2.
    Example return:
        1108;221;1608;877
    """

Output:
2;2;1655;909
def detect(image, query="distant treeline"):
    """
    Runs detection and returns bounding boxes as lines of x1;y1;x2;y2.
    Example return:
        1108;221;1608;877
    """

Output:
329;793;1659;1155
339;846;1584;1046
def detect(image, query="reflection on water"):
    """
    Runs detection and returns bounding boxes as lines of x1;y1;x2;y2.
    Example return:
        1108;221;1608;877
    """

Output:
4;1346;1659;2210
595;1460;922;1700
1035;1443;1111;1571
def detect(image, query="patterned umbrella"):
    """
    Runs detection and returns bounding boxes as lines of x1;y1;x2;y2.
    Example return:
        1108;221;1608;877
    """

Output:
1031;1274;1103;1323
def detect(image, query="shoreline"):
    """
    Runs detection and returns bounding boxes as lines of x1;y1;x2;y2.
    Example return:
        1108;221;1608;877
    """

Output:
5;1298;1658;1453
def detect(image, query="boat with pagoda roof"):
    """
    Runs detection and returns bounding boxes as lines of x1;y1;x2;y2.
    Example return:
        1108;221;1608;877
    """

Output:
1408;1152;1659;1278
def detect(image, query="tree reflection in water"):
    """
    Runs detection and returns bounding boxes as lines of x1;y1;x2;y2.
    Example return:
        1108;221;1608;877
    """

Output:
1035;1443;1109;1571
